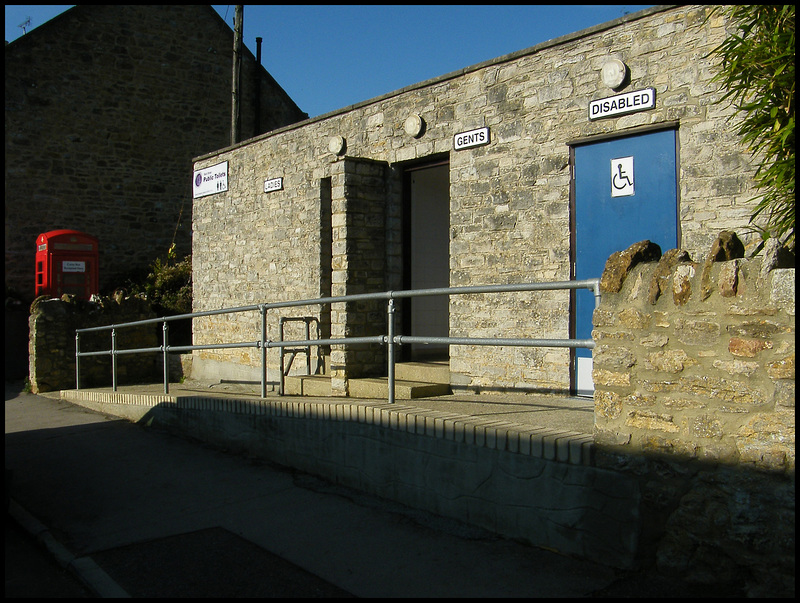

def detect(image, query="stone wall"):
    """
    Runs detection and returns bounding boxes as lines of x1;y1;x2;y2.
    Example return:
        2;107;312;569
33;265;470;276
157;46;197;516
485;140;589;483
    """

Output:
5;5;306;299
191;5;762;391
28;295;161;393
592;235;795;596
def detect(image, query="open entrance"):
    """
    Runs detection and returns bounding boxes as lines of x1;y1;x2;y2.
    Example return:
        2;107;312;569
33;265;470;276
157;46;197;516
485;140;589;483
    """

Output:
402;158;450;361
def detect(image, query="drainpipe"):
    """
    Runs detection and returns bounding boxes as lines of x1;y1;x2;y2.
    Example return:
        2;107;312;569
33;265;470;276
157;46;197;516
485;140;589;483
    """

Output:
231;5;243;145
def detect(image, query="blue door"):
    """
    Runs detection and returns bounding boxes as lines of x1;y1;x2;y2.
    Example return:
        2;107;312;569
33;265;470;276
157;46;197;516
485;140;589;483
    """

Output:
573;129;678;395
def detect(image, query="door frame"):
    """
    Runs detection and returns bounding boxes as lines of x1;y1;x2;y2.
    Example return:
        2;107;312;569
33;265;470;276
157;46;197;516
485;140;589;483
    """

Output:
568;122;681;395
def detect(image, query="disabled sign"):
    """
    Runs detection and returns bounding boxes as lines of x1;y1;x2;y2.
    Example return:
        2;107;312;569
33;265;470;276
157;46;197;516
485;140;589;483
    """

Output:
611;156;634;197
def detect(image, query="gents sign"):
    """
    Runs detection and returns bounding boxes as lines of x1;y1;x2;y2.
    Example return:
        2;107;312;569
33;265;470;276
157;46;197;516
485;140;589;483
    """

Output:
589;88;655;120
193;161;228;198
454;127;490;150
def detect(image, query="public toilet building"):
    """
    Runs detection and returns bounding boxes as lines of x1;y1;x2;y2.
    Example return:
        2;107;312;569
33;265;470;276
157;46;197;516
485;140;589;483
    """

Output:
190;5;759;397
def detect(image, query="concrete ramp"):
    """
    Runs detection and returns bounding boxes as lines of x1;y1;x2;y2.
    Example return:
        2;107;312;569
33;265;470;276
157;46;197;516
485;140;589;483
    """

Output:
57;382;642;571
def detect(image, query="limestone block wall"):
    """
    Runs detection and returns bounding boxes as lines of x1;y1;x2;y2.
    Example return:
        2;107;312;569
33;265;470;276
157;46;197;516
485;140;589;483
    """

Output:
5;5;306;299
592;236;794;595
29;295;160;393
593;237;795;471
191;6;760;392
191;126;338;385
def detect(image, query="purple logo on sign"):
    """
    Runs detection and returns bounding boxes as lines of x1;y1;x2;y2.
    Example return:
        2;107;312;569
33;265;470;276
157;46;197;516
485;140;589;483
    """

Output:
195;173;202;187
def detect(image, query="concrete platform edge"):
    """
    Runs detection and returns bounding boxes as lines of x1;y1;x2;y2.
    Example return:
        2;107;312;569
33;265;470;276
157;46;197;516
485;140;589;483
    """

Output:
60;388;596;466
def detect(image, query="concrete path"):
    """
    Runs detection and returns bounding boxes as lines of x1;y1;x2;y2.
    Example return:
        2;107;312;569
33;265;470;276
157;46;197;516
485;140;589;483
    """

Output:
5;381;735;598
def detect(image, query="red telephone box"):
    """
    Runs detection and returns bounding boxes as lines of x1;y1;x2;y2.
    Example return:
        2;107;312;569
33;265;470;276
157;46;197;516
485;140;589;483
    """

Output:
35;230;99;300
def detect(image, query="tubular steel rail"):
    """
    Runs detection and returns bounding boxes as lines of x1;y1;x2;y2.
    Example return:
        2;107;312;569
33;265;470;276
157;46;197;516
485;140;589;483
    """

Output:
75;279;601;404
279;315;324;395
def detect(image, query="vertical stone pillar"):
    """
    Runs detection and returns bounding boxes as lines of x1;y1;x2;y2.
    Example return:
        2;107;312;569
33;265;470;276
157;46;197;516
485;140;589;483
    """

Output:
329;158;388;395
329;162;349;396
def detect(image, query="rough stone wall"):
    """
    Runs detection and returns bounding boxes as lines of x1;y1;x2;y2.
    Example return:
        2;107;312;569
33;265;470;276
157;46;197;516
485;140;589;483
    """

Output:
5;5;306;299
191;6;760;391
592;235;795;596
191;125;335;384
29;295;160;393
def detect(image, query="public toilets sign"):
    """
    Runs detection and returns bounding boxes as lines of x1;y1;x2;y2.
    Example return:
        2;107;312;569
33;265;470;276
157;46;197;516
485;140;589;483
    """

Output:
193;161;229;198
589;88;655;120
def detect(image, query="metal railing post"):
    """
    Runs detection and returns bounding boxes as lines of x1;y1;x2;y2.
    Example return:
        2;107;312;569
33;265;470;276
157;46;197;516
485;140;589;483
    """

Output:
279;317;285;396
111;328;118;391
304;318;311;375
387;298;396;404
162;321;170;395
75;332;81;390
260;305;267;399
595;280;602;308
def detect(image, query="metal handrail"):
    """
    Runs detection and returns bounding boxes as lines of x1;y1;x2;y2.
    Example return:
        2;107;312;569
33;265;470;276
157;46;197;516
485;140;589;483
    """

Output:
75;278;601;403
279;316;323;395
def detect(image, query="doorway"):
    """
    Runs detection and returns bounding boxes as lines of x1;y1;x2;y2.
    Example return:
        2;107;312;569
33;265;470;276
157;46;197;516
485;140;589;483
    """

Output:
571;128;679;395
402;159;450;361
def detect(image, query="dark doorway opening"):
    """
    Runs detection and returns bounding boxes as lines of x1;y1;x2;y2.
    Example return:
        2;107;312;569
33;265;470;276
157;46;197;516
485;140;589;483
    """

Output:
401;157;450;362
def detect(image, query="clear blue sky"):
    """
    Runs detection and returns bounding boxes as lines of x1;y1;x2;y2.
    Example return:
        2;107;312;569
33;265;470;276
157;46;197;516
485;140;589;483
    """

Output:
6;5;654;118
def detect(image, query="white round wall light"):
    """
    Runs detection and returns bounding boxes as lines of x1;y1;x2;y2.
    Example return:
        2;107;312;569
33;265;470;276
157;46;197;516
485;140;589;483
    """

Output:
328;135;346;155
601;59;628;90
404;114;425;138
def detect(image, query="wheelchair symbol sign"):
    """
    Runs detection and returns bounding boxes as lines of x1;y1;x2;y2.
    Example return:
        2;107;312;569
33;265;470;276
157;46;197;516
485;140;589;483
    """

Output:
611;156;634;197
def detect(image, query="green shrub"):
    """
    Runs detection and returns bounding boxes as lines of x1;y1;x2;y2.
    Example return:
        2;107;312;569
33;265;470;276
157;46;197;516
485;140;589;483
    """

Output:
709;5;795;252
128;244;192;315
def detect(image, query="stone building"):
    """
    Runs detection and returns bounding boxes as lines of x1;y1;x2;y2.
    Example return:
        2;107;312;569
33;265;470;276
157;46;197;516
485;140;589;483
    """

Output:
190;5;766;398
5;5;307;300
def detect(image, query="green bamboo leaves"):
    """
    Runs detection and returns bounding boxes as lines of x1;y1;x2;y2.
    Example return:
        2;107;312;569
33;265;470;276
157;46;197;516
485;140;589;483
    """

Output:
709;5;795;252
